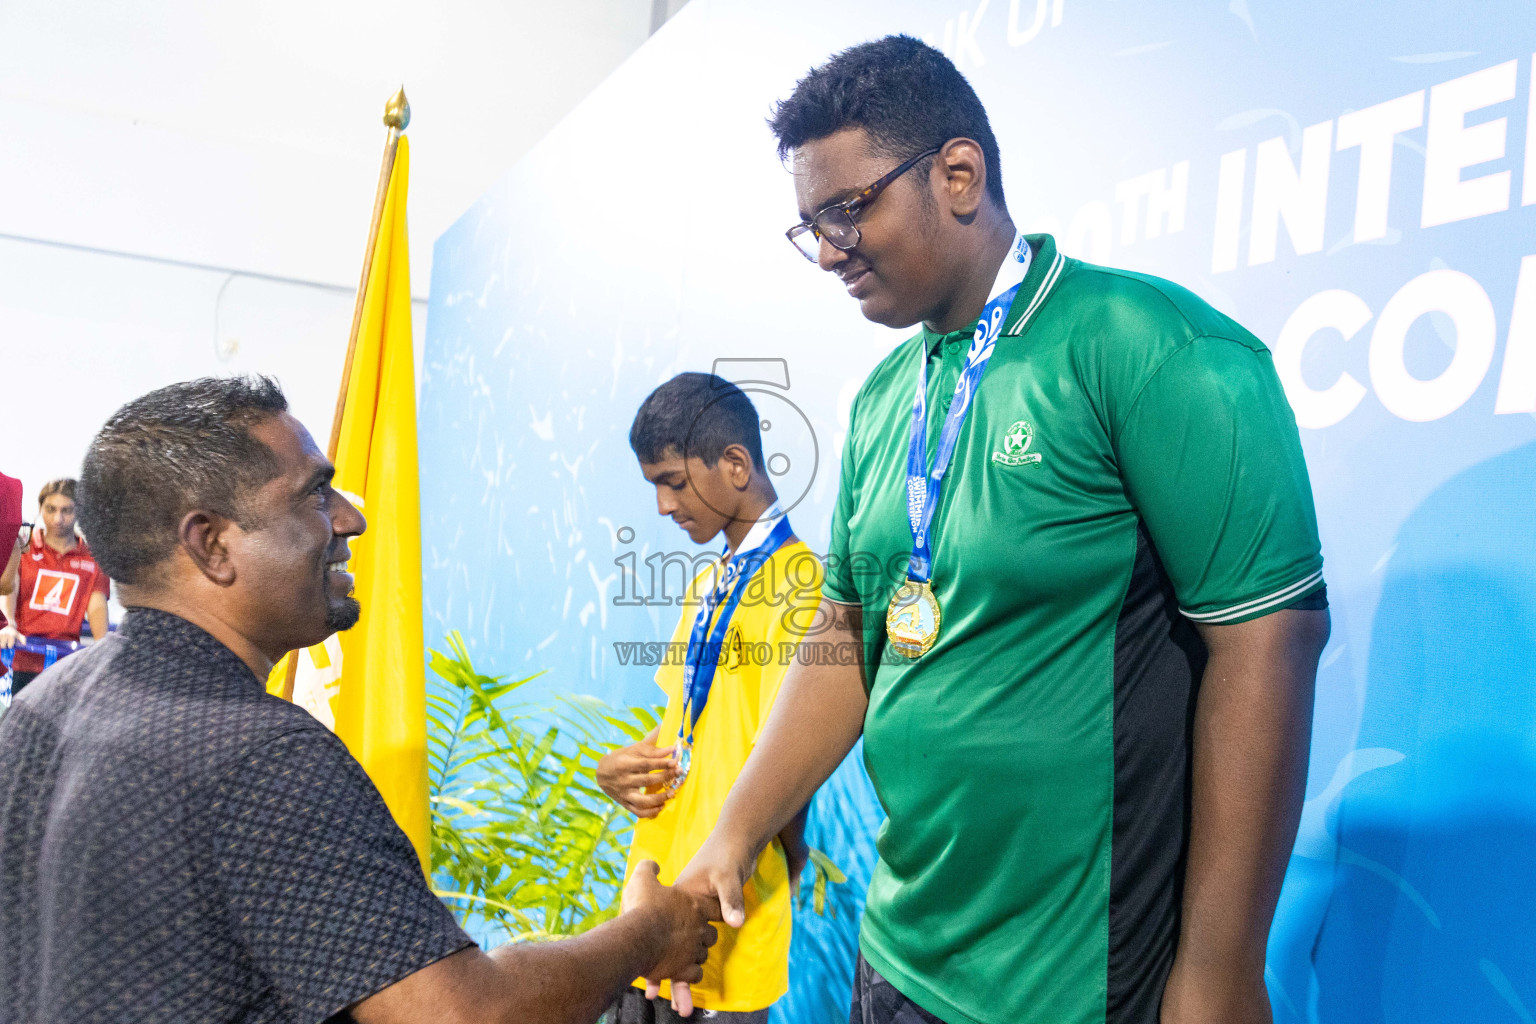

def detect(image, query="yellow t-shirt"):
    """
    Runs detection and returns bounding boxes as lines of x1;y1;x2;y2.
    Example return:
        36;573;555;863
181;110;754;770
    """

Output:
624;539;823;1012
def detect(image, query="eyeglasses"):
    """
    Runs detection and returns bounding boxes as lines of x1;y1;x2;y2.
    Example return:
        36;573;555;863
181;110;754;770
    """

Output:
785;147;942;262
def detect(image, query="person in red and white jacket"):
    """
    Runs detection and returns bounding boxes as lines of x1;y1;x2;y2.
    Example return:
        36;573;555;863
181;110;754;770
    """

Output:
0;470;21;635
0;479;109;696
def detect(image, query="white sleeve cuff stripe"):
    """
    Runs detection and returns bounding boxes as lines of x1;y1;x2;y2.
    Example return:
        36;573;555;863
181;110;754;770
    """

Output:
1180;570;1325;624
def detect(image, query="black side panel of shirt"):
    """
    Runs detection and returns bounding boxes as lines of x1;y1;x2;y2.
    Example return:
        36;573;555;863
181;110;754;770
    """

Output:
0;609;472;1024
1108;528;1327;1022
1108;525;1206;1024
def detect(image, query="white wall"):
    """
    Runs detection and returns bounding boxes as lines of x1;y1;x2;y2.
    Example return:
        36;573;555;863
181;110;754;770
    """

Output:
0;0;655;512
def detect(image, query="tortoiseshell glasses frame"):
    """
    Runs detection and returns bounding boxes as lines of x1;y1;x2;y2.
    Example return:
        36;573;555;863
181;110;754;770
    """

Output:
785;146;942;262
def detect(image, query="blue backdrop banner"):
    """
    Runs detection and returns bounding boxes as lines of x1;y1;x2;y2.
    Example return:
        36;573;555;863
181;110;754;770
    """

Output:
421;3;1536;1021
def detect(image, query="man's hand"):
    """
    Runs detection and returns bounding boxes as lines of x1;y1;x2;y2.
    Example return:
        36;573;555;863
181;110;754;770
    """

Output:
621;860;719;988
353;861;720;1024
643;841;756;1017
0;625;20;649
597;738;677;818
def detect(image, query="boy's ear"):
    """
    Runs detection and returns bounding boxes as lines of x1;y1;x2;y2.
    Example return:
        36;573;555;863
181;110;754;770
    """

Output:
720;443;756;489
938;137;988;218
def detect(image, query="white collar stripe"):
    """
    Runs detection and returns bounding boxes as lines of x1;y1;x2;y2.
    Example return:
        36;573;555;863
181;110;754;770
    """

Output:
1006;251;1066;337
987;233;1034;303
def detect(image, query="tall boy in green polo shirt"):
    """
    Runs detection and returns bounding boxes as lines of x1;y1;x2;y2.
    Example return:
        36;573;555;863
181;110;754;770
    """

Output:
675;35;1331;1024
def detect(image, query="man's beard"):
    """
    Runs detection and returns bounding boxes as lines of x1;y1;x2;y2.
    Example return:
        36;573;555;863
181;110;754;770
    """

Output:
325;595;362;633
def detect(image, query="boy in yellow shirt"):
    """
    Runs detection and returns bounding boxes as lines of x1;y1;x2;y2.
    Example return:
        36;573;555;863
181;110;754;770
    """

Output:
599;372;821;1023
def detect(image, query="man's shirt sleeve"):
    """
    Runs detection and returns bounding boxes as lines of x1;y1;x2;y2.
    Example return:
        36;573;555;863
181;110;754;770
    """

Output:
206;727;473;1021
1115;336;1325;624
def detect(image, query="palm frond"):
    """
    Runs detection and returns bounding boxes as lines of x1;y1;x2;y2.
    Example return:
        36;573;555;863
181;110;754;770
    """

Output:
426;635;646;942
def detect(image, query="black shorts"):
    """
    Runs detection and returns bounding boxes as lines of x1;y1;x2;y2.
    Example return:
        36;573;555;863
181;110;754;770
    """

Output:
848;954;949;1024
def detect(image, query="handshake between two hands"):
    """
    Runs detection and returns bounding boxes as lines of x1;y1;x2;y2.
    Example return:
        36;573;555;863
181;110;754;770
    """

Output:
601;736;757;1018
620;854;748;1019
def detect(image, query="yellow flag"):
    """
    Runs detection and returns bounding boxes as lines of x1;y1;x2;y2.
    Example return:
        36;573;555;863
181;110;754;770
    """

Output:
266;135;428;873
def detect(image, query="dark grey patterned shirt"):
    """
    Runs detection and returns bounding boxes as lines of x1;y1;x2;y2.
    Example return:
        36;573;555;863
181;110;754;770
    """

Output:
0;609;473;1023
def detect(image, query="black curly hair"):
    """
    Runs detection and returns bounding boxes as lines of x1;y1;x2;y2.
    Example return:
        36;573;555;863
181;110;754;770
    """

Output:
629;373;765;471
768;34;1005;207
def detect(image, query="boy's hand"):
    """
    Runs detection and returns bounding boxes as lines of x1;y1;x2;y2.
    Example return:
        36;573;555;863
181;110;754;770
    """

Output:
597;739;679;818
786;844;808;901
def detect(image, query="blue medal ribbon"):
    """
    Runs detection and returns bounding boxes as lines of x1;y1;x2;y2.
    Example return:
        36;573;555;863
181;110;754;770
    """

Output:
677;514;794;754
904;236;1033;584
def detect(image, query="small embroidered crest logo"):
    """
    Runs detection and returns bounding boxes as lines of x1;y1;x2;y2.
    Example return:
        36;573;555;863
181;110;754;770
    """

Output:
992;420;1043;467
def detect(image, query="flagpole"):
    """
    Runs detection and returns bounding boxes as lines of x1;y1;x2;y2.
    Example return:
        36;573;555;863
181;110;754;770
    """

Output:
281;85;411;702
330;85;412;460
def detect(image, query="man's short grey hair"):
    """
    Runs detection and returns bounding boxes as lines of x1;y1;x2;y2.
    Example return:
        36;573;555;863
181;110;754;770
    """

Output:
77;376;289;585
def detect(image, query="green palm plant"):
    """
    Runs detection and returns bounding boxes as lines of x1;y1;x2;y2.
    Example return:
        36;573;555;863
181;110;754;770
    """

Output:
425;630;845;947
426;631;657;942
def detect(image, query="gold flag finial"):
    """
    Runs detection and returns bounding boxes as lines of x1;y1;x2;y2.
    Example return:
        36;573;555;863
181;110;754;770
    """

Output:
384;86;410;130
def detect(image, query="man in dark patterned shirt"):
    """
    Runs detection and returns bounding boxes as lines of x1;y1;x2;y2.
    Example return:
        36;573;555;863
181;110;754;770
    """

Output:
0;376;717;1024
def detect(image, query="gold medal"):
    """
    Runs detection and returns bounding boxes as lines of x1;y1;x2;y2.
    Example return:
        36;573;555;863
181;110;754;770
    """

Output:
886;579;942;659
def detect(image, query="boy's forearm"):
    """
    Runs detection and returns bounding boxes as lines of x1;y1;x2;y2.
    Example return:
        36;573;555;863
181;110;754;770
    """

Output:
1164;608;1326;1023
87;594;109;641
710;602;866;862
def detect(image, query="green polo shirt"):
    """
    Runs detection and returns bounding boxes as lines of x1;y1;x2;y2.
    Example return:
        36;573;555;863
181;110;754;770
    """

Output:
825;234;1323;1024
